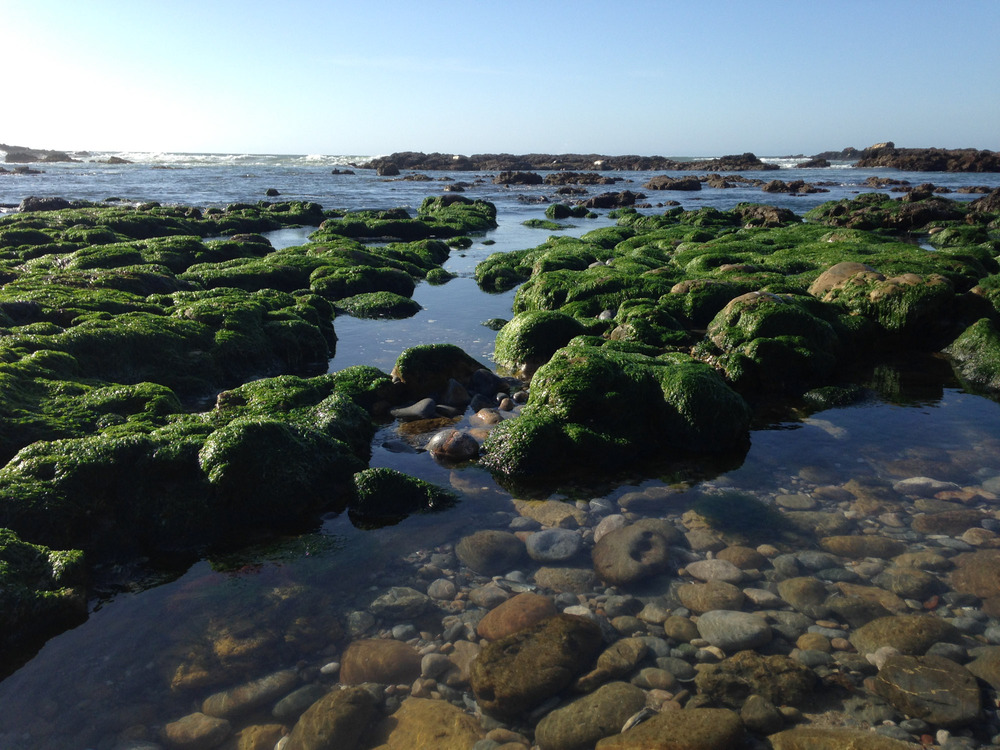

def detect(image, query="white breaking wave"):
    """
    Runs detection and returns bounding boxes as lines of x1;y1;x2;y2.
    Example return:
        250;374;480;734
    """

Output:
85;151;377;168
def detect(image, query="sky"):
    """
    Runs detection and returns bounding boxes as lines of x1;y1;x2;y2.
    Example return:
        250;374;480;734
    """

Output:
2;0;998;157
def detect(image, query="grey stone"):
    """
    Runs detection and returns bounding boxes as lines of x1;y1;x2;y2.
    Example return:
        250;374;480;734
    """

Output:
370;586;430;619
696;610;772;652
526;528;583;562
390;397;437;421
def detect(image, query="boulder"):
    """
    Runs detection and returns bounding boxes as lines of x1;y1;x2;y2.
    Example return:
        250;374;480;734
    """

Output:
592;524;672;586
850;615;960;656
470;614;603;720
493;311;586;374
455;530;526;575
769;726;920;749
695;610;772;652
284;686;377;750
476;593;557;640
872;653;981;727
946;318;1000;392
368;697;484;749
644;175;702;191
340;639;422;685
594;707;744;750
535;681;647;750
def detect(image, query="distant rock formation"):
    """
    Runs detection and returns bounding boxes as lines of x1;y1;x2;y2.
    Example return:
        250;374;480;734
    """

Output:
361;152;781;173
1;144;81;164
854;142;1000;172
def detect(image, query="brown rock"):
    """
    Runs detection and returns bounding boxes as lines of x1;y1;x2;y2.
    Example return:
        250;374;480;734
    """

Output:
951;549;1000;599
769;726;918;749
285;686;377;750
694;650;818;708
716;545;767;570
536;681;647;750
819;535;906;559
236;724;286;750
676;581;745;614
340;640;422;685
201;669;298;719
912;509;985;536
368;697;484;750
850;615;960;656
470;614;603;720
163;712;231;750
592;525;672;586
594;707;744;749
513;499;588;528
477;593;557;640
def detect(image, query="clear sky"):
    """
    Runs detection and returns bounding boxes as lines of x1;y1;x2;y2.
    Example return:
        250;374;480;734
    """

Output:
2;0;998;157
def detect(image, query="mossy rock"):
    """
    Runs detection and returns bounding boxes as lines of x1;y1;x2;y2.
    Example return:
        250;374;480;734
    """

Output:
609;298;691;348
198;417;364;527
309;264;416;300
479;343;750;480
425;267;455;285
337;291;421;319
523;219;568;231
493;311;586;373
348;468;458;525
946;318;1000;392
0;527;87;654
391;344;490;400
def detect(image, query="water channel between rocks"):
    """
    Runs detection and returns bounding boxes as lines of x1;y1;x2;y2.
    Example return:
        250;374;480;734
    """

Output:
3;209;1000;749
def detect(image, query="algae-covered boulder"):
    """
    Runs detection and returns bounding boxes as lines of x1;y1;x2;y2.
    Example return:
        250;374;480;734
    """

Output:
390;343;491;400
198;417;364;527
809;261;958;345
0;527;87;654
348;467;457;526
336;291;421;319
493;311;585;374
479;342;750;480
946;317;1000;391
703;291;850;392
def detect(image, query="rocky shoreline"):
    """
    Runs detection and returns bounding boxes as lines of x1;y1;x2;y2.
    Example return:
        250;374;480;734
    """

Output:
2;185;1000;748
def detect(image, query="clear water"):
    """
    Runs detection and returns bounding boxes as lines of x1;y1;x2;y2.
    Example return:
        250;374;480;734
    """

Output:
1;154;1000;747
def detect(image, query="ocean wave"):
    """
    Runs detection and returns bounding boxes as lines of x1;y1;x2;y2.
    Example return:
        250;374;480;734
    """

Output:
87;152;377;168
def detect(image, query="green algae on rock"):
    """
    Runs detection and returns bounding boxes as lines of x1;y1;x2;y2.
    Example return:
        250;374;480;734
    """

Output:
348;467;458;527
480;342;751;480
946;317;1000;392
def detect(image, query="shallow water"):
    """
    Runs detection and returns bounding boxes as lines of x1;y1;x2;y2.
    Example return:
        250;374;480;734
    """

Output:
2;157;1000;747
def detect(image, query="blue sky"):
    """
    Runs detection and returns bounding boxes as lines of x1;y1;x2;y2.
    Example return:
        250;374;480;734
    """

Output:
3;0;997;156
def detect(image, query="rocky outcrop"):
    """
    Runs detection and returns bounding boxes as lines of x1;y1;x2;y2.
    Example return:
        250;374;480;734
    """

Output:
854;142;1000;172
360;152;781;172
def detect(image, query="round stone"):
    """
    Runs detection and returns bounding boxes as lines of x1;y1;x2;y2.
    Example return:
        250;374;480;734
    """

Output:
686;559;744;584
677;581;745;614
426;429;479;461
477;592;557;641
456;530;526;575
592;524;671;586
427;578;457;600
696;610;772;652
525;528;583;562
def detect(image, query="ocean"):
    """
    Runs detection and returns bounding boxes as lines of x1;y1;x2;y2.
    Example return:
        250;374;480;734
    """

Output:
2;151;1000;748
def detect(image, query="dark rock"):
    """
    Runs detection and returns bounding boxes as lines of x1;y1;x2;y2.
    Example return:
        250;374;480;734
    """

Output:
795;158;831;168
850;615;961;656
579;190;645;208
594;707;744;749
644;175;702;191
854;142;1000;172
455;530;526;575
18;196;71;212
592;524;671;586
872;654;981;728
340;639;422;685
284;686;377;750
535;681;647;750
494;171;543;185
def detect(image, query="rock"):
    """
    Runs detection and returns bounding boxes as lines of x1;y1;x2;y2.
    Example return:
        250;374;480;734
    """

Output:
740;693;784;735
576;637;649;691
694;650;818;708
695;610;772;652
455;530;526;575
368;697;484;749
820;535;906;559
236;723;285;750
201;668;298;719
716;545;768;570
644;175;703;191
513;499;588;529
893;476;962;497
477;593;557;640
426;429;479;461
369;586;430;619
427;578;457;600
966;646;1000;690
284;686;377;750
273;684;328;722
470;614;603;720
526;528;583;562
162;712;231;750
872;654;981;728
390;397;437;421
677;581;745;614
594;514;628;542
534;566;599;593
685;559;744;583
871;567;941;600
951;549;1000;606
777;576;832;619
850;615;960;656
594;707;744;750
469;582;510;608
340;639;422;685
592;525;671;586
769;726;919;749
535;681;647;750
494;311;586;374
18;196;71;212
